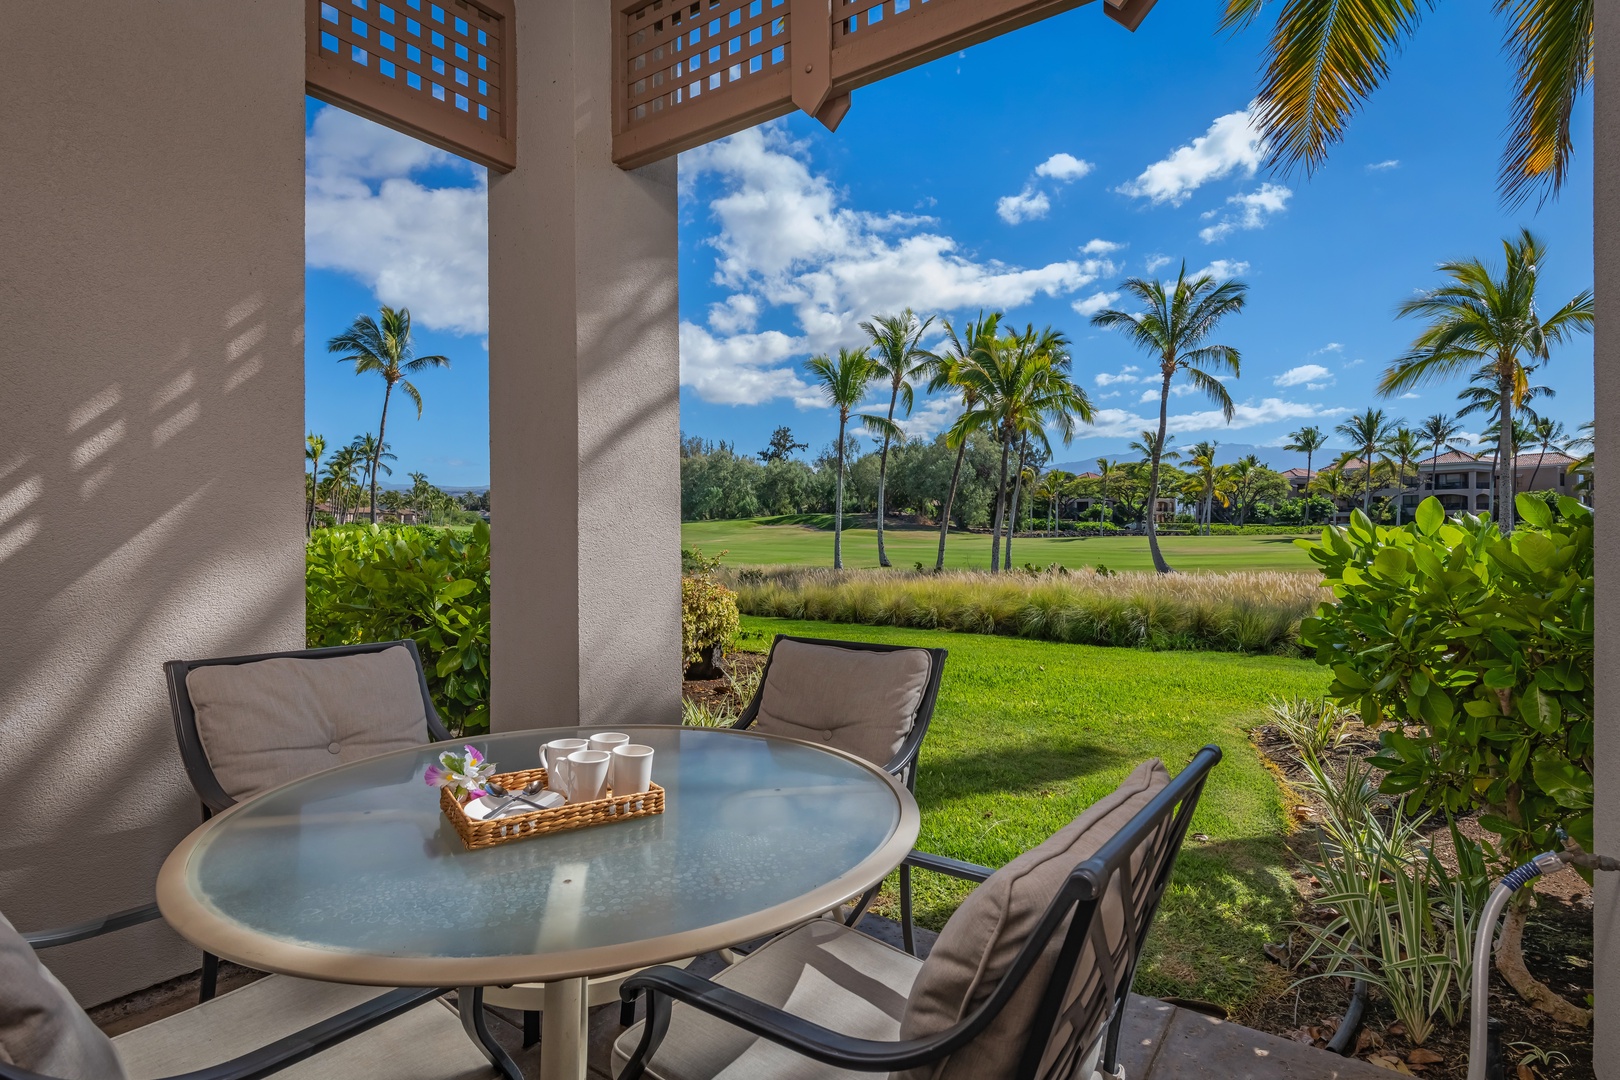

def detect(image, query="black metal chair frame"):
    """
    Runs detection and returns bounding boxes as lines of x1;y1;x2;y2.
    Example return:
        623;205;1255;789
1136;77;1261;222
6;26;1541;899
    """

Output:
4;904;522;1080
730;634;948;955
162;639;451;1003
617;745;1221;1080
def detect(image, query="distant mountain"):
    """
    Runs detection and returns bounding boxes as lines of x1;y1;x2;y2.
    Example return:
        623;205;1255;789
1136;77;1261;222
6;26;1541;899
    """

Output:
1055;443;1352;474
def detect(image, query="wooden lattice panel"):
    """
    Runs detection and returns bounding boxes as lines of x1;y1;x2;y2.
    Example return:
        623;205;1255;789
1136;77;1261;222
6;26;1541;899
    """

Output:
612;0;1158;168
307;0;516;171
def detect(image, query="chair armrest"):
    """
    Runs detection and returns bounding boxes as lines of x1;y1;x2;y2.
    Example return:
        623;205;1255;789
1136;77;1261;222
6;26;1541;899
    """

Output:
23;903;164;951
620;966;964;1074
904;851;993;883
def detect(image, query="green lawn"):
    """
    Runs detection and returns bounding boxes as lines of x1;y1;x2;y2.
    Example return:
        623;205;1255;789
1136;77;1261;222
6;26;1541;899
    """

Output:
735;615;1328;1016
685;518;1314;573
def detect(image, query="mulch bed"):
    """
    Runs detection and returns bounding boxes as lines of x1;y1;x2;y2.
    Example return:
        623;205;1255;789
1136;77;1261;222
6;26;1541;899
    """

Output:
1248;722;1594;1079
680;649;765;716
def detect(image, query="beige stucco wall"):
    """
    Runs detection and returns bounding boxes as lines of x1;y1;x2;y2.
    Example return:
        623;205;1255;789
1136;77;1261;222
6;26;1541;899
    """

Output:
488;0;682;732
0;0;306;1005
1594;1;1618;1069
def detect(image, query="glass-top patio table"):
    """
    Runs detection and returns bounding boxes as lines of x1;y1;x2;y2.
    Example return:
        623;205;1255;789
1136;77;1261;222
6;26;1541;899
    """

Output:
156;724;920;1080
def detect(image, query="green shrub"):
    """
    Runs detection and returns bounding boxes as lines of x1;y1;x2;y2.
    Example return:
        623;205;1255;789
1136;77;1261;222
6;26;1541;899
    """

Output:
307;522;491;734
1298;496;1594;861
681;575;740;666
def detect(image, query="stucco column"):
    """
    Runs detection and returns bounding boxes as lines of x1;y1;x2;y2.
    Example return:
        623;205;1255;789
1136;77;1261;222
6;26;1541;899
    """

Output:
1594;2;1618;1070
487;0;682;731
0;1;306;1003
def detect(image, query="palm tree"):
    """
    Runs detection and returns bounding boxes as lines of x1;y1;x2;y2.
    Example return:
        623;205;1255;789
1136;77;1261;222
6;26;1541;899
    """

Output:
805;349;878;569
1092;263;1247;573
948;325;1091;572
1035;470;1069;535
1221;0;1592;207
1334;408;1399;514
1094;457;1118;523
1185;440;1221;535
1380;230;1593;532
1309;465;1354;519
349;433;395;518
1417;412;1466;492
305;433;326;534
862;309;935;568
1283;426;1327;525
1523;416;1570;491
327;306;451;523
322;445;361;524
1386;427;1424;523
924;312;1001;571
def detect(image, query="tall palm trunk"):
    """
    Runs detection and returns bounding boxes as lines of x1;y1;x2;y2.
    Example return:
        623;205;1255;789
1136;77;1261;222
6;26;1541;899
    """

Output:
1497;367;1518;532
833;412;848;568
371;383;394;524
1006;437;1029;569
935;438;968;571
1303;448;1314;525
989;435;1011;573
875;387;899;567
1361;441;1375;512
1146;372;1172;574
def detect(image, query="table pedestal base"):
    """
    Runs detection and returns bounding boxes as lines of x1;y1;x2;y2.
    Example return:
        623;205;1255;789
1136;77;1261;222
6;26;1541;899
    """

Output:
540;978;587;1080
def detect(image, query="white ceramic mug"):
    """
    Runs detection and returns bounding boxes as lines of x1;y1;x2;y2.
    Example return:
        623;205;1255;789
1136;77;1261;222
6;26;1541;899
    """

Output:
610;744;654;795
542;738;590;777
556;749;611;802
588;731;631;754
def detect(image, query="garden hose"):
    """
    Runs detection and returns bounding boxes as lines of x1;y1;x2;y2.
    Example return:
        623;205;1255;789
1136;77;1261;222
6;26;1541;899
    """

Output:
1467;850;1619;1080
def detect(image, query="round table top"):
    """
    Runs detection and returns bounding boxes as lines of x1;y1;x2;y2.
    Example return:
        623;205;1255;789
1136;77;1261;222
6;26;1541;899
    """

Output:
157;725;919;986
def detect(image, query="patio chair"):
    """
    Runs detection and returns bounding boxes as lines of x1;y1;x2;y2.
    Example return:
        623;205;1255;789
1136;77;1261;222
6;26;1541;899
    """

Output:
612;745;1221;1080
731;635;947;954
0;903;505;1080
163;640;450;1000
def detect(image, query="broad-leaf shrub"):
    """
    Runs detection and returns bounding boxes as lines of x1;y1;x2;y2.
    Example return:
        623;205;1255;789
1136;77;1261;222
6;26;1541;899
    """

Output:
307;523;491;734
1297;496;1594;860
681;575;739;667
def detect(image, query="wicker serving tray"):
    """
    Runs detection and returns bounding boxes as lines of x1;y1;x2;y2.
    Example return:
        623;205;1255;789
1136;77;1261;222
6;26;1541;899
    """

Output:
440;766;665;850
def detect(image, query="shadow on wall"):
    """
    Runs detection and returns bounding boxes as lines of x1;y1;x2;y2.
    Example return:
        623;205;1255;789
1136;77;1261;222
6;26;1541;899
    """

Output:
0;287;306;1004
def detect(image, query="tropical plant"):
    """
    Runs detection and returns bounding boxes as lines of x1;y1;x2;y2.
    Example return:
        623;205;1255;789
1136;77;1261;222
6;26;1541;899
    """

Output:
1183;440;1226;535
948;324;1091;572
306;522;490;733
680;697;733;728
1334;408;1398;513
1263;695;1347;758
327;306;451;524
862;309;935;568
805;348;879;569
1283;426;1327;524
305;433;326;534
321;444;361;523
1523;416;1569;491
924;312;1002;570
1092;264;1247;573
680;574;740;674
1221;0;1593;207
1386;427;1424;524
1380;229;1592;532
1417;412;1465;478
1298;495;1594;1024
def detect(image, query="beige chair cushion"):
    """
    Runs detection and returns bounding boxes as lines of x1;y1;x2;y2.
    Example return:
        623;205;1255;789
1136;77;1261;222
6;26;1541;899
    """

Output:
612;920;922;1080
0;912;127;1080
113;974;496;1080
187;646;430;802
752;640;932;767
895;759;1172;1080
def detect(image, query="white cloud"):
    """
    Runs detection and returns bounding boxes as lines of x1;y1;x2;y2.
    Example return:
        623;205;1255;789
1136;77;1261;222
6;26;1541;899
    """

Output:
1366;159;1401;171
997;187;1052;224
1191;259;1250;280
678;125;1105;405
1077;397;1349;440
1342;357;1365;368
1144;254;1173;273
1071;290;1121;317
1311;342;1344;355
1198;183;1292;243
1082;238;1124;255
1274;364;1333;388
1117;107;1267;206
305;108;489;335
1035;153;1094;182
896;397;960;440
998;152;1094;224
1096;365;1141;386
1400;392;1421;400
708;294;760;334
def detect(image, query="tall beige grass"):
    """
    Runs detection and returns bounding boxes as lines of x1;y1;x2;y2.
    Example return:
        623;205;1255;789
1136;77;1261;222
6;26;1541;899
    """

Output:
725;567;1329;654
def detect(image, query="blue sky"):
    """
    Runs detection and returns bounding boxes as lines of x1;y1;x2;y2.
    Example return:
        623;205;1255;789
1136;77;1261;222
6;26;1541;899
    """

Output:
304;0;1595;486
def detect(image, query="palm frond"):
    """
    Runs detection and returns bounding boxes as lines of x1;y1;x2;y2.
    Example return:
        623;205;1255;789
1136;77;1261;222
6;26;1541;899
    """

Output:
1495;0;1594;207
